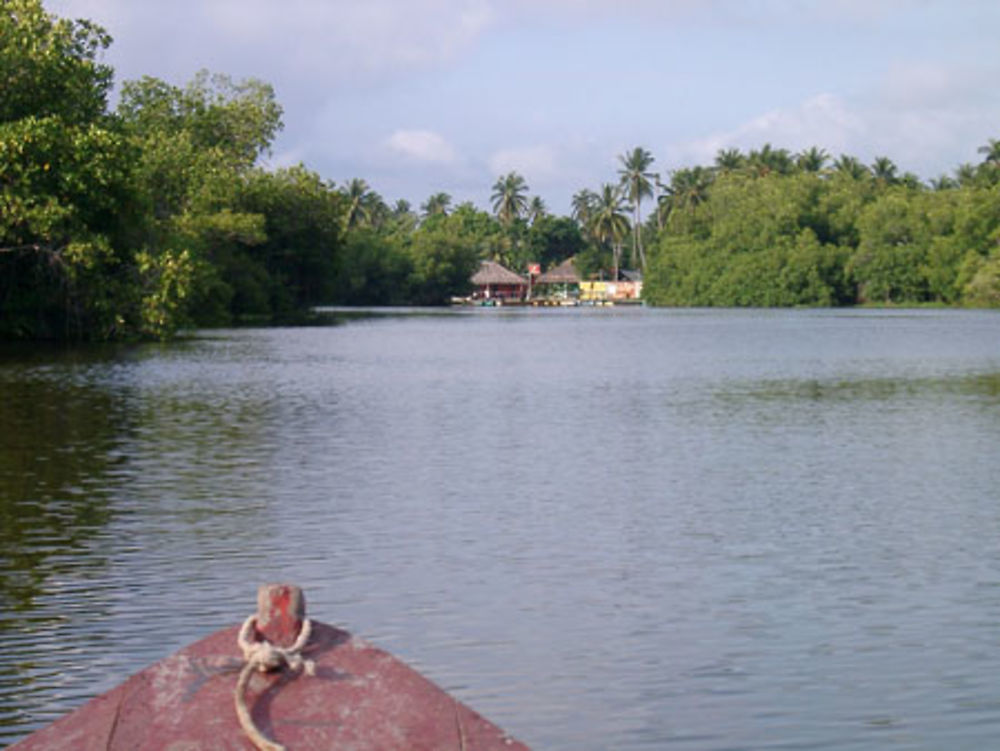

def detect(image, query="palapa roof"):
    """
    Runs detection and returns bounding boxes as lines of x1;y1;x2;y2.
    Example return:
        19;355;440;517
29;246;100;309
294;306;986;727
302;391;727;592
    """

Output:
536;257;581;285
470;260;527;286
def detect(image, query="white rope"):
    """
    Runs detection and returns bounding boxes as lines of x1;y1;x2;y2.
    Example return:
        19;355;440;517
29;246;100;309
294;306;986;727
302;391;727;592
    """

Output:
234;615;315;751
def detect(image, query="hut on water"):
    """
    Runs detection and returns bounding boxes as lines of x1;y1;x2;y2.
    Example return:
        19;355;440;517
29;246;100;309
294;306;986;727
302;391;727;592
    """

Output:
535;257;581;301
470;260;528;302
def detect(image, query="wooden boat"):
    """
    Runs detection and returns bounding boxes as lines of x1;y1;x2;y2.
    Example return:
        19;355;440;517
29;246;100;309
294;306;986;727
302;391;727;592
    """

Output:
11;584;530;751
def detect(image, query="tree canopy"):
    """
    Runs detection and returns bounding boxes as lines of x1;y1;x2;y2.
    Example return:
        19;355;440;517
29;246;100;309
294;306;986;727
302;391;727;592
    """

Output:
643;152;1000;307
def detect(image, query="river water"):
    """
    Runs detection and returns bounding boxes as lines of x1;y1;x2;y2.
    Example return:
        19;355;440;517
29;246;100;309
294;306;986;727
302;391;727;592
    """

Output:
2;308;1000;750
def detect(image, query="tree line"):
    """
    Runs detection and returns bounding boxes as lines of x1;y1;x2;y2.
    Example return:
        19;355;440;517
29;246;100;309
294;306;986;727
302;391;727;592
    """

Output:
642;143;1000;307
3;1;999;341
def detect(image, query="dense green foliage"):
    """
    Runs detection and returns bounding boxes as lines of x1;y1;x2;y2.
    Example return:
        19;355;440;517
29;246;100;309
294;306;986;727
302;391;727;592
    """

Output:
643;147;1000;307
1;0;133;339
3;1;999;341
1;1;347;338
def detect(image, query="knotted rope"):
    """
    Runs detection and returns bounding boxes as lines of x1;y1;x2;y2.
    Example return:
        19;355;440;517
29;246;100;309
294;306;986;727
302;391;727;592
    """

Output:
235;614;315;751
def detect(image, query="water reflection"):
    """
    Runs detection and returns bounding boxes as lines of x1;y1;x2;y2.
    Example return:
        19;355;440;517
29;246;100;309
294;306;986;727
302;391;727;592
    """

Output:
717;371;1000;404
0;352;123;737
0;374;118;613
0;341;287;742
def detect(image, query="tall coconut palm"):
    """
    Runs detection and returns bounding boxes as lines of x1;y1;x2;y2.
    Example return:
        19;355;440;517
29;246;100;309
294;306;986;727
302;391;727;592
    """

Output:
366;194;389;229
344;178;374;228
977;138;1000;166
491;171;529;226
527;196;548;225
666;167;714;213
714;147;745;173
795;146;829;173
871;156;898;186
656;167;712;234
653;179;671;231
589;183;630;281
747;143;793;176
833;154;869;180
954;162;978;187
390;199;418;232
571;188;598;228
421;192;451;218
618;146;656;269
930;174;958;191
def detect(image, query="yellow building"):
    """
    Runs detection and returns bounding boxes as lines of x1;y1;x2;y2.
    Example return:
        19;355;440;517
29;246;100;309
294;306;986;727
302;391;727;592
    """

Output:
579;280;643;302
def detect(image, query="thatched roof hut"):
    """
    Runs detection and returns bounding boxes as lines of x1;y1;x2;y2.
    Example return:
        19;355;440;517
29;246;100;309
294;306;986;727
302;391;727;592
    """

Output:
535;258;581;285
469;260;527;301
470;260;527;286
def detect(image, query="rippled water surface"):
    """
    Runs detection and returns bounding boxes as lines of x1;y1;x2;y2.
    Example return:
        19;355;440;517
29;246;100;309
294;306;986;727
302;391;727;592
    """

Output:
3;308;1000;749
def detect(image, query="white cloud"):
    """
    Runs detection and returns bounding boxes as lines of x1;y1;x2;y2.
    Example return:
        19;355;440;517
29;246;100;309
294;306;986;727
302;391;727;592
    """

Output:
675;75;1000;178
385;130;458;163
679;94;865;165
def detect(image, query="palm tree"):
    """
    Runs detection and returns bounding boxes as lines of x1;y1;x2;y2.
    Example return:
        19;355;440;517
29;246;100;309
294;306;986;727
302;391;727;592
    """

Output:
871;156;898;186
666;167;714;213
344;178;373;228
930;174;958;191
491;172;529;226
421;192;451;218
898;172;924;191
366;194;389;229
714;147;745;173
656;167;712;234
527;196;547;225
747;143;793;176
617;146;657;269
977;138;1000;166
589;183;630;281
653;179;672;231
389;199;418;233
954;162;978;187
796;146;829;173
571;189;598;228
833;155;870;180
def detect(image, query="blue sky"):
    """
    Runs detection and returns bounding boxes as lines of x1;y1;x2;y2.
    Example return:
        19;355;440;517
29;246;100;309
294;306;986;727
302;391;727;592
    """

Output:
47;0;1000;214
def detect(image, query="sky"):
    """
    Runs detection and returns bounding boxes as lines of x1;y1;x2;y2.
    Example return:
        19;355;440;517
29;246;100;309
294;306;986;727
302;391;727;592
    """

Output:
46;0;1000;215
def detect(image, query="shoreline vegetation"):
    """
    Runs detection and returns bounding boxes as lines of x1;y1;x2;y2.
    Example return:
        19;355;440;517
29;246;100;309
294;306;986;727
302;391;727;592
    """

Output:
3;1;1000;342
